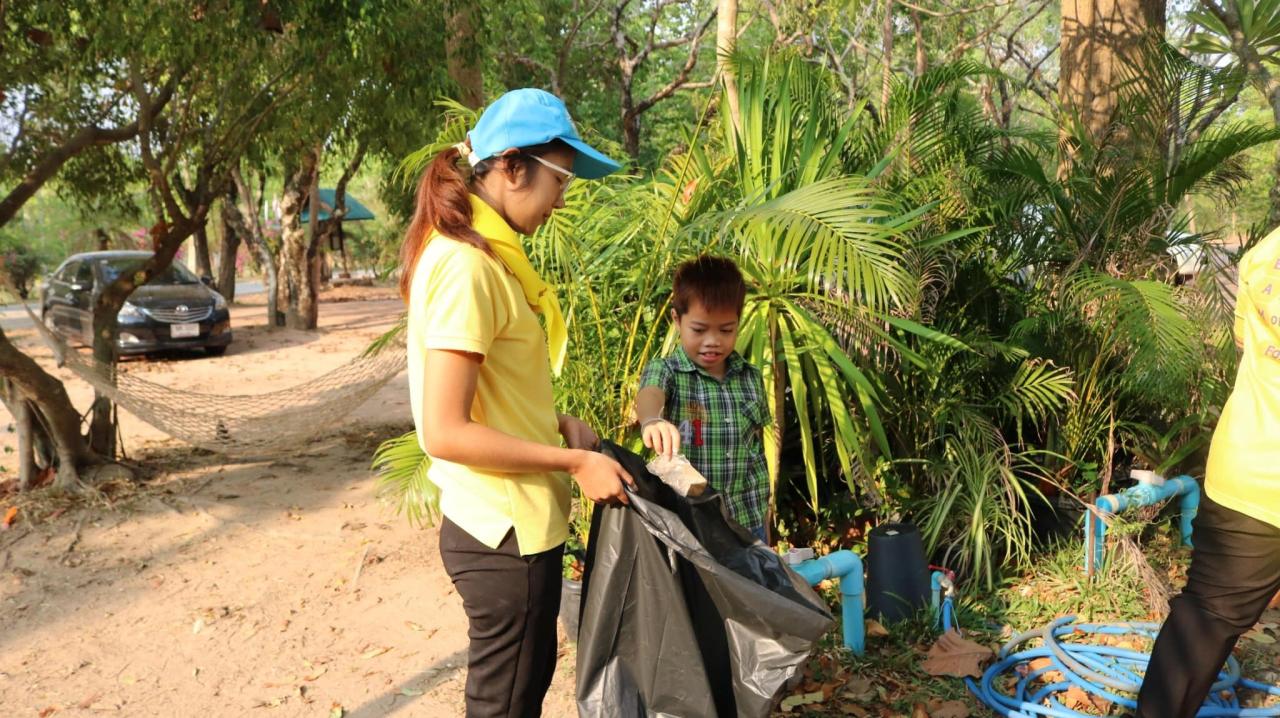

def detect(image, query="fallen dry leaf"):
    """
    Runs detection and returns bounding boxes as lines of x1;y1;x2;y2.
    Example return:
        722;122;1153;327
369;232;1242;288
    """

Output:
921;630;994;679
930;699;970;718
328;704;344;718
38;708;57;718
842;677;875;702
865;619;890;639
911;702;929;718
780;691;825;712
360;647;391;660
840;703;870;717
1243;629;1276;644
2;506;17;529
1062;685;1111;712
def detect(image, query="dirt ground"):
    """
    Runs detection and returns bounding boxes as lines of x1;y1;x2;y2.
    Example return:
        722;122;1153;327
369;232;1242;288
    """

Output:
0;287;578;717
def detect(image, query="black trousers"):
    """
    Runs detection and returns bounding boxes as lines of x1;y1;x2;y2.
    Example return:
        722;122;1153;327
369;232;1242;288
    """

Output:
1137;494;1280;718
439;517;565;718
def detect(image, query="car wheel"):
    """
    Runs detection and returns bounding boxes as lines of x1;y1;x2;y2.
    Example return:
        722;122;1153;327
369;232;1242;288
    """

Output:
205;345;228;357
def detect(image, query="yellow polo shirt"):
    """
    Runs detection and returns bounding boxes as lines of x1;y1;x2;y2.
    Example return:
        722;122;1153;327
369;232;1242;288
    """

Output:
1205;226;1280;529
407;195;570;555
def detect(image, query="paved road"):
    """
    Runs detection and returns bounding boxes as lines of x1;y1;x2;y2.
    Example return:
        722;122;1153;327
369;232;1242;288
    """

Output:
1;279;265;332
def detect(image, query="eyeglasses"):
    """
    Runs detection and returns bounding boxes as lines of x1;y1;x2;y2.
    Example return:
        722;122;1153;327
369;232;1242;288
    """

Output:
528;154;575;198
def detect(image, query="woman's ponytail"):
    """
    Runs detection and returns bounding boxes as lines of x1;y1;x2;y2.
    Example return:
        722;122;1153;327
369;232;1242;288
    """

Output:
398;145;490;300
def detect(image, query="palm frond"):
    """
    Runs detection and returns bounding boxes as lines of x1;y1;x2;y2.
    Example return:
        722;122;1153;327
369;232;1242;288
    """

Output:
371;431;439;528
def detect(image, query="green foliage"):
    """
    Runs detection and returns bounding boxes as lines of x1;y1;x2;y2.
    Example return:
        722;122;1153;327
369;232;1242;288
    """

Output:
370;38;1266;592
918;442;1049;591
370;430;439;528
0;232;48;300
1188;0;1280;68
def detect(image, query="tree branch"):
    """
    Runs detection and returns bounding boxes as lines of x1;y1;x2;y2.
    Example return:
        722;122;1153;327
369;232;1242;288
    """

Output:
0;81;175;228
894;0;1017;18
633;9;718;116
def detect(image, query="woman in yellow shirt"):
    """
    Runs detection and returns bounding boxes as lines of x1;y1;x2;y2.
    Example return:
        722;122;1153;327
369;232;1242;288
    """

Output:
1138;227;1280;717
399;89;632;717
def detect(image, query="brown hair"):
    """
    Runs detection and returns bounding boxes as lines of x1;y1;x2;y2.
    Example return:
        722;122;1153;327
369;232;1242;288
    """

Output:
672;255;747;317
398;140;571;300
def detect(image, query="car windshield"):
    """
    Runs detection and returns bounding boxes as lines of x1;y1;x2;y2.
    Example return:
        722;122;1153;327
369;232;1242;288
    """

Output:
98;258;201;286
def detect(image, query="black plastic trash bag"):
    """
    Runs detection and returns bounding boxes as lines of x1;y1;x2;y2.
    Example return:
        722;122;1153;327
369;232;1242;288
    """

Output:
576;442;834;718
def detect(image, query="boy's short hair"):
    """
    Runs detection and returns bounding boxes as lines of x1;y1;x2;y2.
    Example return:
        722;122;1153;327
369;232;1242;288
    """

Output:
672;255;747;316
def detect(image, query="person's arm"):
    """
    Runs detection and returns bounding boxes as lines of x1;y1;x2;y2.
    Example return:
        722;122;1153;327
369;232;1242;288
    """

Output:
637;385;680;458
423;348;632;503
556;412;600;451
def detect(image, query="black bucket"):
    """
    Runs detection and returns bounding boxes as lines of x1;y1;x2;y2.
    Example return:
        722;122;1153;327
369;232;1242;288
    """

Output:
559;577;582;641
866;522;930;624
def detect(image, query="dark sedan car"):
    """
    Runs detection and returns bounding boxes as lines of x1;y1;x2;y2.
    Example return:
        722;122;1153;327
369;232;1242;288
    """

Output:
39;251;232;356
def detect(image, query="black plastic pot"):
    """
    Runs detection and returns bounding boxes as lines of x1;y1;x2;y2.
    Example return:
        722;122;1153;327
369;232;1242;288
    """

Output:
559;577;582;641
866;521;931;624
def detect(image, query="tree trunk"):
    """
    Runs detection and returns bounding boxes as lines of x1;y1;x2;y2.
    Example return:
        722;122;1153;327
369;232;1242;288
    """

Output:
276;148;321;330
912;9;927;77
445;0;484;108
1267;88;1280;229
316;144;366;281
192;220;213;279
621;105;641;159
1059;0;1166;146
88;205;207;457
0;381;40;491
881;0;895;111
216;198;241;302
231;166;280;327
0;326;96;490
717;0;741;137
306;160;323;317
15;397;36;491
1269;143;1280;231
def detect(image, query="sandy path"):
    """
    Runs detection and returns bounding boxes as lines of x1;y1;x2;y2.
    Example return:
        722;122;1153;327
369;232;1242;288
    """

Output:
0;288;578;717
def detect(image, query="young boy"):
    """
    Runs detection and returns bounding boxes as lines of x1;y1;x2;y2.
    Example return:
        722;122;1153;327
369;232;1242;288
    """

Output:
636;255;771;541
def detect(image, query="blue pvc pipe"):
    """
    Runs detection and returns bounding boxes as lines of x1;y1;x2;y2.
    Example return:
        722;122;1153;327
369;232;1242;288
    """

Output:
931;570;947;613
940;595;1280;717
793;551;864;655
1084;475;1199;574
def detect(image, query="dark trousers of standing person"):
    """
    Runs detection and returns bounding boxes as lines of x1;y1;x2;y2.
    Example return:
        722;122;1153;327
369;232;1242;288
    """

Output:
1137;494;1280;718
439;517;565;718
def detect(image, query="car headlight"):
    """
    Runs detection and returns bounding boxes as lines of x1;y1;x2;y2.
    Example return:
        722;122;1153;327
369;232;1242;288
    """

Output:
117;301;144;322
212;293;227;311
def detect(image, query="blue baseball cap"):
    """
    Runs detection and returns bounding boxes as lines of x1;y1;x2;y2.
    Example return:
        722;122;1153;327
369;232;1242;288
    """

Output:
468;88;622;180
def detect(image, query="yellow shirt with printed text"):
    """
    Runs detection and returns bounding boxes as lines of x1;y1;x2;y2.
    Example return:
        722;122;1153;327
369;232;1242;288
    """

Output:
406;195;570;555
1205;226;1280;529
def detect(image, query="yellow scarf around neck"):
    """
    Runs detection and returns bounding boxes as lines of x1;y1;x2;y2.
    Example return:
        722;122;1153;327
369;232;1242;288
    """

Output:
467;193;567;375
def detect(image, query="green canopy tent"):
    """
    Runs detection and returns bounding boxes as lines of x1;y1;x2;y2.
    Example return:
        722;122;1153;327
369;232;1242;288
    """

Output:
301;189;376;222
302;189;376;279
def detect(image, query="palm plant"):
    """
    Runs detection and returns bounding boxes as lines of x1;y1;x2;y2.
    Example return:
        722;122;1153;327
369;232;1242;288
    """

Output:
990;44;1275;494
674;54;983;514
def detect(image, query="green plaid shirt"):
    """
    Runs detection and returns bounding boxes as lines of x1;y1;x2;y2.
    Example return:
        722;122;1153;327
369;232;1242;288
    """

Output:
640;350;770;530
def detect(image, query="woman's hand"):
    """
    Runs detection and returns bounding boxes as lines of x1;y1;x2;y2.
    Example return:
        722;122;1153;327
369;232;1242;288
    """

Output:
558;414;600;450
568;450;633;505
642;419;681;459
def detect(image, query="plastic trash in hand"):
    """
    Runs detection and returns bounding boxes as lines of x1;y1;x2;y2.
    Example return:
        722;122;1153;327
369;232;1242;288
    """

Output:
645;452;708;497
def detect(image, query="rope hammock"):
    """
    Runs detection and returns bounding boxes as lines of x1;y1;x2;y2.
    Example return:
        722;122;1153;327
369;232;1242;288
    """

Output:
25;303;406;456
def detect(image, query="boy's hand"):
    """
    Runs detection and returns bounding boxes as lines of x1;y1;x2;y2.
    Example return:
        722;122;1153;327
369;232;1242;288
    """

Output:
558;414;600;450
641;419;681;458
